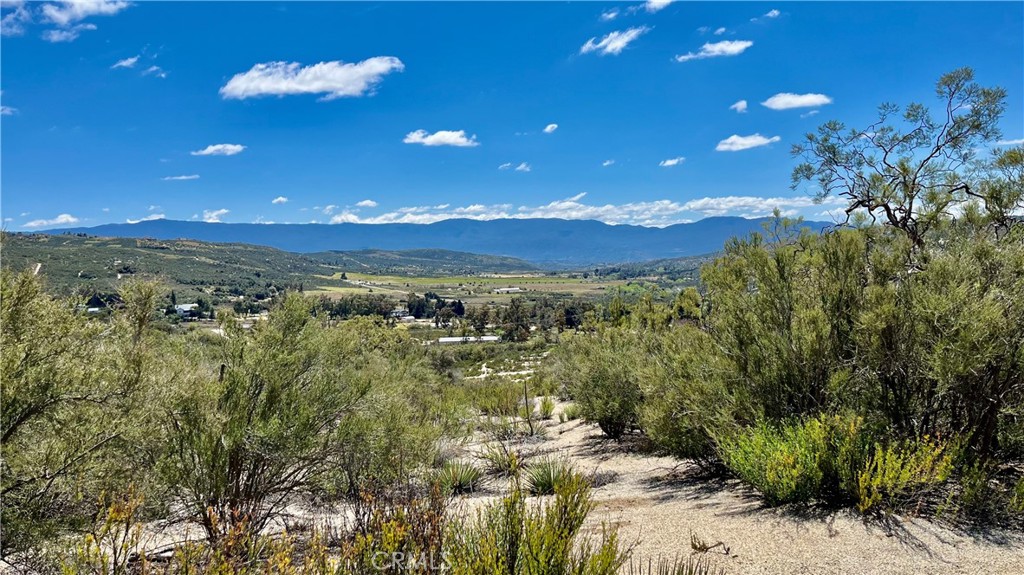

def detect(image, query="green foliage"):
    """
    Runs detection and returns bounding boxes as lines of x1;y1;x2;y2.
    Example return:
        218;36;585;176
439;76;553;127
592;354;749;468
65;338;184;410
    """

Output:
446;472;627;575
562;403;582;421
855;439;956;513
548;328;646;439
437;460;484;495
626;555;724;575
539;396;556;420
479;442;525;477
525;458;583;496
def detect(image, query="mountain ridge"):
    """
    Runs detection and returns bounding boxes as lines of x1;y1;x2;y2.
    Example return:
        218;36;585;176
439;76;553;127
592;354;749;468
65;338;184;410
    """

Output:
50;217;830;266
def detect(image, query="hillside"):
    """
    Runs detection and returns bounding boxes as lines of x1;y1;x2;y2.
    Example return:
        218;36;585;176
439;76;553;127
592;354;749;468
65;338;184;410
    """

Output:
56;217;830;266
309;248;539;276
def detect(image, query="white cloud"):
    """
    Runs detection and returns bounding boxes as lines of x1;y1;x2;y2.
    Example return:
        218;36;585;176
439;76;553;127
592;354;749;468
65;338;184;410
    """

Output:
111;55;139;69
126;213;165;224
355;199;378;208
1;2;31;36
142;65;167;79
659;156;686;167
543;123;558;134
1;105;17;116
715;133;781;152
600;8;619;21
102;207;109;212
202;209;229;223
515;162;532;172
41;23;94;42
602;159;615;167
23;213;79;228
764;9;781;18
675;40;753;62
580;26;649;56
220;57;404;100
41;0;130;27
162;174;200;181
322;205;338;215
729;100;748;113
645;0;673;13
272;196;289;204
761;92;833;110
147;204;161;211
800;110;820;119
191;143;246;156
327;193;692;227
403;129;479;147
714;27;726;35
696;26;709;34
995;138;1024;146
681;195;839;218
498;162;513;170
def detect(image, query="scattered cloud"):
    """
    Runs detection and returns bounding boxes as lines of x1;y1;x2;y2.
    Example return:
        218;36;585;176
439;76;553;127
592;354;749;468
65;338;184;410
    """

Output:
602;159;615;167
102;207;110;212
675;40;753;62
202;209;229;223
645;0;673;13
995;138;1024;146
580;26;649;56
515;162;532;172
272;196;289;204
715;133;781;152
403;129;479;147
1;105;17;116
126;213;165;224
696;26;709;34
659;156;686;167
800;110;820;118
322;205;338;215
220;57;404;100
761;92;833;110
1;2;31;36
714;27;726;35
543;123;558;134
142;65;167;79
752;8;781;22
23;213;79;229
600;8;619;21
111;55;139;69
681;195;840;218
162;174;200;181
41;0;130;27
42;23;94;42
355;199;378;208
729;100;748;113
148;204;161;211
191;143;246;156
498;162;513;170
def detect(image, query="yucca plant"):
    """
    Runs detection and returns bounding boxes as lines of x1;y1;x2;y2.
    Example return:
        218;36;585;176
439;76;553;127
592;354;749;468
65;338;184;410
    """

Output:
479;442;524;477
539;396;556;420
525;457;581;496
437;460;484;495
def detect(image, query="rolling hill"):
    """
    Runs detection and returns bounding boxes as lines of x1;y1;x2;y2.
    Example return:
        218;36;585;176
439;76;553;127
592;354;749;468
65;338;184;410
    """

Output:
56;217;829;266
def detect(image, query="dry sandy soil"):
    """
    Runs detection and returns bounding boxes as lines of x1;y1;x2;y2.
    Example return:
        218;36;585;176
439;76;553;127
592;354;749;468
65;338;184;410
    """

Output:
451;402;1024;575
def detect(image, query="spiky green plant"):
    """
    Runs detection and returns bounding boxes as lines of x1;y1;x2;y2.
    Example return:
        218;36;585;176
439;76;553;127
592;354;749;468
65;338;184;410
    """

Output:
438;460;484;495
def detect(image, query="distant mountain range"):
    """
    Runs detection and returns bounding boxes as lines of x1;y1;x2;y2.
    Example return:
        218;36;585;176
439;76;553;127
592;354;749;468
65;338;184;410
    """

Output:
53;217;829;266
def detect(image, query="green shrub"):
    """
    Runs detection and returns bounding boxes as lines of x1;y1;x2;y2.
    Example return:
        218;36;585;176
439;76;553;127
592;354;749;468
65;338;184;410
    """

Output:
526;458;582;496
445;471;626;575
1011;477;1024;514
479;442;524;477
437;460;484;495
627;555;724;575
719;414;870;506
547;328;645;439
562;403;582;421
539;396;556;420
855;438;957;513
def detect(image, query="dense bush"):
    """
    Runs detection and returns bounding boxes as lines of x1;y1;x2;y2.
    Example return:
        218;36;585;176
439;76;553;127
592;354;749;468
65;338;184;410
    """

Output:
547;329;647;439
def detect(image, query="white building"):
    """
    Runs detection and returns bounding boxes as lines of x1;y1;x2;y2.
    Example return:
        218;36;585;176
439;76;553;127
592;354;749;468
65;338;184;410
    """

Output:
437;335;501;344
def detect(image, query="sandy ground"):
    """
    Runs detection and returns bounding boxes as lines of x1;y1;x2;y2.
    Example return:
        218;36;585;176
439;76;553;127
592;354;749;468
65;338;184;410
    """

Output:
451;402;1024;575
131;400;1023;574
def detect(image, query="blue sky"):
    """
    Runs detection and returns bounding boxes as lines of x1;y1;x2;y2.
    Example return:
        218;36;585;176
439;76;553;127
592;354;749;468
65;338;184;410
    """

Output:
2;1;1022;230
